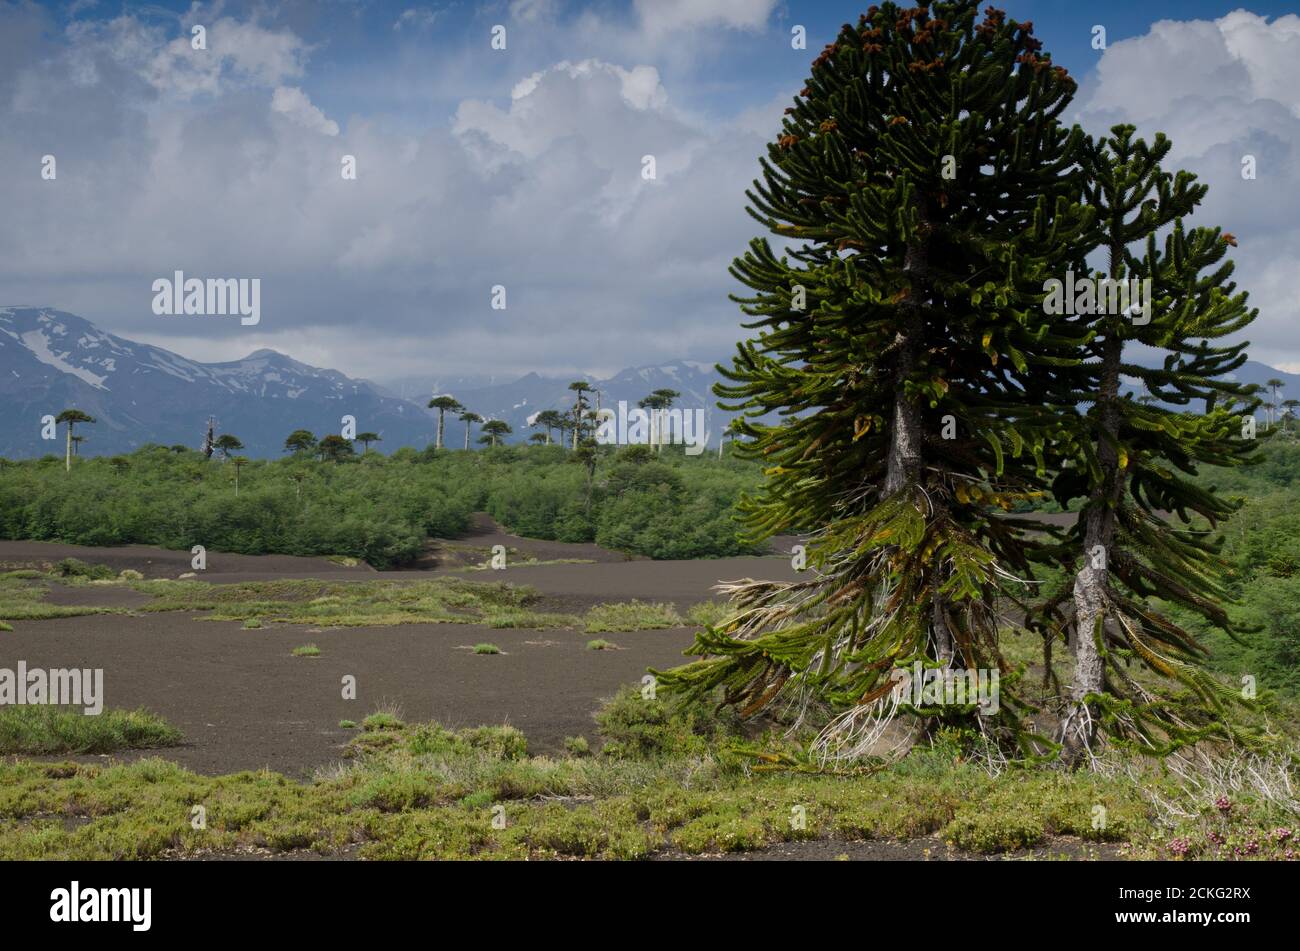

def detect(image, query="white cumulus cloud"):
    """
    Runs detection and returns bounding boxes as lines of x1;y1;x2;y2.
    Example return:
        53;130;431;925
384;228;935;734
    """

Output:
1077;11;1300;367
271;85;339;136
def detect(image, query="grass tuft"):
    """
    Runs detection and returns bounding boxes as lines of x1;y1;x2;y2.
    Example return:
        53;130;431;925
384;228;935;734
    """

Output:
584;600;683;633
0;707;181;755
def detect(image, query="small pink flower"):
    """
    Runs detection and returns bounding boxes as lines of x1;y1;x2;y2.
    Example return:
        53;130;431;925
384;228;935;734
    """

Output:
1168;837;1191;856
1215;796;1232;815
1273;828;1293;843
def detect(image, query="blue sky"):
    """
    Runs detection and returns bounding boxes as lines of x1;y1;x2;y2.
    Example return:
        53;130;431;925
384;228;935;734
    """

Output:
4;0;1300;381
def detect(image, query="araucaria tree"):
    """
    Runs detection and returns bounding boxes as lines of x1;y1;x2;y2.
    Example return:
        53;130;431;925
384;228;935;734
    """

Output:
213;433;244;461
428;396;463;450
658;3;1260;767
657;1;1102;759
459;411;483;450
1041;126;1259;762
481;419;511;447
568;382;592;449
56;409;95;472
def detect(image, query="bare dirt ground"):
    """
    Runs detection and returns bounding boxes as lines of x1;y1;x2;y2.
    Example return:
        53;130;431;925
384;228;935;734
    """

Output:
1;517;800;777
0;539;376;581
6;611;700;776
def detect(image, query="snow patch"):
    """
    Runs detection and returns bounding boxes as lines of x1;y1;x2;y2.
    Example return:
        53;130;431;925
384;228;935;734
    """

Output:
20;330;108;389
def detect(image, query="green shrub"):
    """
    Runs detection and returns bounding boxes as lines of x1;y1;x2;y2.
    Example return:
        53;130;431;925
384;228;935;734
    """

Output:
0;707;181;754
594;686;744;759
54;558;115;581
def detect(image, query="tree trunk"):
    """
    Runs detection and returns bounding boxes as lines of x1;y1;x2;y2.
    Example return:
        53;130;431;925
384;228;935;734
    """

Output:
464;424;470;450
885;237;927;495
932;600;954;666
436;411;445;450
65;424;72;472
1062;322;1126;763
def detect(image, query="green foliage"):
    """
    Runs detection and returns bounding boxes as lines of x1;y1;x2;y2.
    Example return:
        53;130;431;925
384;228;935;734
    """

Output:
0;707;181;755
593;686;745;759
0;441;762;565
584;600;683;633
658;1;1091;746
53;558;115;581
654;2;1269;765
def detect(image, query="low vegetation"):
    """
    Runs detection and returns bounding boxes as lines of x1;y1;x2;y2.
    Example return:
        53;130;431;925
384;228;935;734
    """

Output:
0;707;181;755
584;600;683;633
0;571;692;635
0;443;765;566
0;691;1293;860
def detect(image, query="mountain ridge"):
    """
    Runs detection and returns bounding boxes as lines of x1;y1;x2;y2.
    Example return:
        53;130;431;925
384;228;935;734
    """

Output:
4;306;1295;458
0;307;736;457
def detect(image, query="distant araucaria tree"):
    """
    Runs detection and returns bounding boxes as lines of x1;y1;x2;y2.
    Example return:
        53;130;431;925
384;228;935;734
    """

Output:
56;409;95;472
428;396;464;450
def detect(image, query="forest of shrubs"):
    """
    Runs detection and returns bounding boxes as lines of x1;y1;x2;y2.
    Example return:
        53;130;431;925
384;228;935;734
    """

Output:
0;441;766;567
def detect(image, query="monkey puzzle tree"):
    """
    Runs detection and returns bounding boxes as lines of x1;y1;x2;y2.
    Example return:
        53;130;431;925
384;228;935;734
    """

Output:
213;433;244;461
534;410;566;446
655;1;1096;758
428;396;463;450
356;432;381;453
568;382;592;449
284;429;317;454
318;434;355;462
650;388;681;452
1264;378;1283;430
459;411;483;450
481;419;512;448
56;409;95;472
1036;126;1260;762
636;394;664;451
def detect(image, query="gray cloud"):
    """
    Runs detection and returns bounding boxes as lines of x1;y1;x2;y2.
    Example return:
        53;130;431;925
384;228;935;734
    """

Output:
5;2;1294;389
1074;10;1300;370
0;3;774;383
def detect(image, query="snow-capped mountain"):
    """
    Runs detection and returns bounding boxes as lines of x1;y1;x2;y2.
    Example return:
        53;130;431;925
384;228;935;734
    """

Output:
0;306;737;457
0;307;436;457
